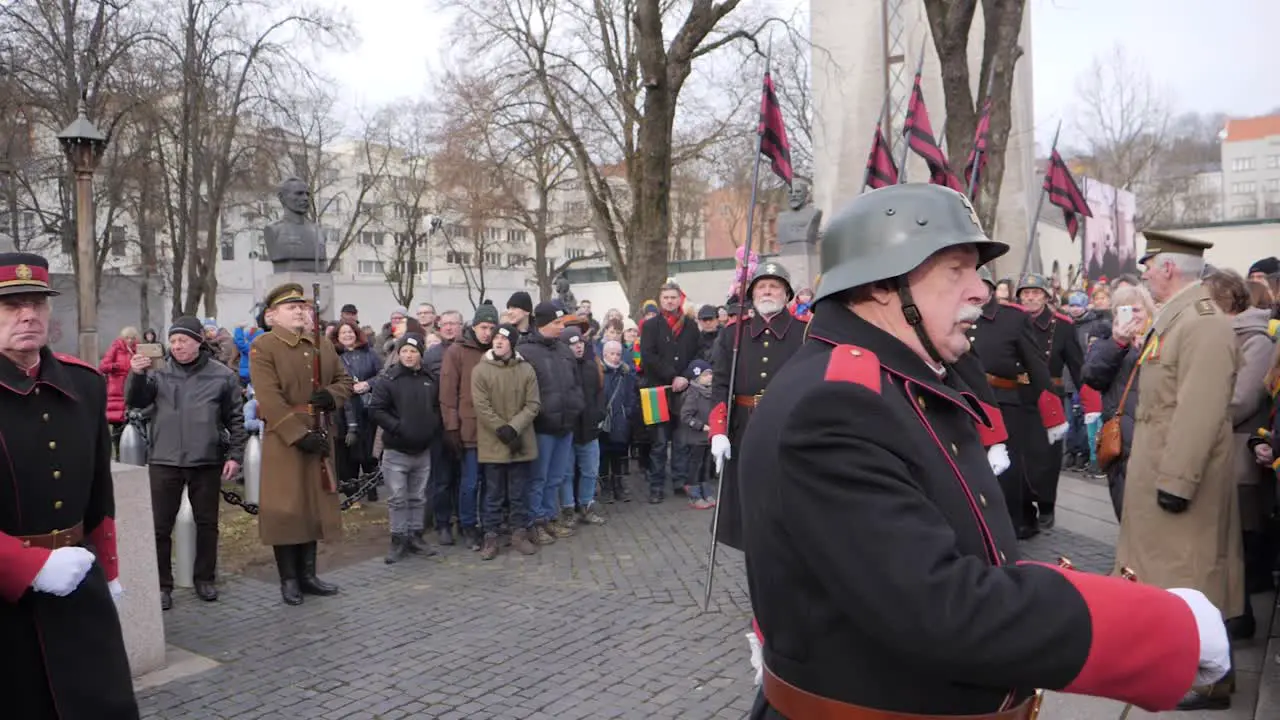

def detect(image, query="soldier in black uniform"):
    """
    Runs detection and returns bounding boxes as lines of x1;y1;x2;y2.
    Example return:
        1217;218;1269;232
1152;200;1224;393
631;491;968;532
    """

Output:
739;184;1229;719
0;253;140;719
708;262;807;551
1016;273;1083;529
966;266;1064;539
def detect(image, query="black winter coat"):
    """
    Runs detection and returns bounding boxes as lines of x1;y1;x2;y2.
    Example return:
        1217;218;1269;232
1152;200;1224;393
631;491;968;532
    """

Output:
573;345;604;445
519;332;585;436
367;362;441;454
639;314;699;387
1082;337;1141;464
600;362;639;448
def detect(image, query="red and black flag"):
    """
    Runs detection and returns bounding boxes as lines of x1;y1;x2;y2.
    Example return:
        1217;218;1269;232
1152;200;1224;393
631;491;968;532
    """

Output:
963;98;991;196
758;71;793;186
1043;150;1092;240
904;71;962;192
864;121;899;189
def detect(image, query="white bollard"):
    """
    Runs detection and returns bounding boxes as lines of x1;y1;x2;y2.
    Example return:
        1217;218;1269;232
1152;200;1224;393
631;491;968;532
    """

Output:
244;433;262;506
173;487;196;589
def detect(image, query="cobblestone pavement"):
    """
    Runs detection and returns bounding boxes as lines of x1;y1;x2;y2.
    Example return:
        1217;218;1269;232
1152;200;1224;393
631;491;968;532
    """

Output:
139;484;1115;719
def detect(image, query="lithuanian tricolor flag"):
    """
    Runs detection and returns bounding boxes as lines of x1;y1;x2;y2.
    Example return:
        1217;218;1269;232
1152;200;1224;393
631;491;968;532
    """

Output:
640;386;671;425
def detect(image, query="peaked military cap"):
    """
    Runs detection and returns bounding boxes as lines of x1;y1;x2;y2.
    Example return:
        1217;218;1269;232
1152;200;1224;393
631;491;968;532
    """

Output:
0;252;59;297
1139;230;1213;264
264;282;307;308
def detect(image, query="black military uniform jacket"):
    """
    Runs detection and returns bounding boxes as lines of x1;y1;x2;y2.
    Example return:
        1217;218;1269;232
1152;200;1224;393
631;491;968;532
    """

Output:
708;309;806;551
740;305;1201;717
1028;306;1084;396
969;299;1053;407
0;347;139;719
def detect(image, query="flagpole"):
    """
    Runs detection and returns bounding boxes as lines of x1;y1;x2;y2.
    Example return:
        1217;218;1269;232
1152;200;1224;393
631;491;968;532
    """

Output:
862;93;892;192
704;45;775;614
1021;120;1062;277
966;64;997;201
895;43;927;184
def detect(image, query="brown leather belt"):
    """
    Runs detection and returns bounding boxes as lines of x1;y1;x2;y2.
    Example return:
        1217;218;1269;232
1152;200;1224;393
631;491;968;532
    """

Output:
17;522;84;550
735;394;764;408
1050;377;1063;387
763;666;1039;720
985;373;1029;390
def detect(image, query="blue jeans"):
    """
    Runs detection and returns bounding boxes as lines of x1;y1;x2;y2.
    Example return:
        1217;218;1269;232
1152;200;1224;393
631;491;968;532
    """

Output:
563;439;600;509
530;432;575;522
429;441;459;527
482;462;530;530
646;420;688;493
458;448;481;529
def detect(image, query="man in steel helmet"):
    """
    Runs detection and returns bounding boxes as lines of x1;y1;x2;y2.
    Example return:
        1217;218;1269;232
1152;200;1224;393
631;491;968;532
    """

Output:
707;261;806;550
737;184;1228;719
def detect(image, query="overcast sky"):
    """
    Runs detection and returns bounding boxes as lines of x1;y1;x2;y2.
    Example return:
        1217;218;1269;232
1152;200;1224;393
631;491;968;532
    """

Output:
320;0;1280;150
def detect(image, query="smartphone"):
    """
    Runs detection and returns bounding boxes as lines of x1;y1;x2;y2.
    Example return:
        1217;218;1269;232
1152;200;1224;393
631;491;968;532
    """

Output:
137;343;164;358
1115;305;1134;326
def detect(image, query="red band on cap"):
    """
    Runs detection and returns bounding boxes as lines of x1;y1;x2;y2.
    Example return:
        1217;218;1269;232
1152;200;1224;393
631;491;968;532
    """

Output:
0;262;50;288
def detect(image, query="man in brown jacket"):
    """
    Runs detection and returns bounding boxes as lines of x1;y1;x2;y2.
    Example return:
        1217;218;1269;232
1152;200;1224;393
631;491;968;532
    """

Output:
249;283;354;606
471;324;541;559
440;303;499;548
1116;231;1243;710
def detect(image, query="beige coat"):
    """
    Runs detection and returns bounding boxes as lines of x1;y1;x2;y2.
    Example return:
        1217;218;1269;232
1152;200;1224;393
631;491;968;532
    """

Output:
470;350;541;464
1115;281;1244;618
249;327;354;546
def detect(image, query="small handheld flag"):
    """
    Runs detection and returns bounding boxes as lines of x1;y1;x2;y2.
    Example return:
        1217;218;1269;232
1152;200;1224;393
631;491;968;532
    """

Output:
640;386;671;426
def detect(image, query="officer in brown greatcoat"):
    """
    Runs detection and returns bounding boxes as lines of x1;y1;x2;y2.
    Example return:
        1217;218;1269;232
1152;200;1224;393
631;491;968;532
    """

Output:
250;282;353;605
0;252;139;719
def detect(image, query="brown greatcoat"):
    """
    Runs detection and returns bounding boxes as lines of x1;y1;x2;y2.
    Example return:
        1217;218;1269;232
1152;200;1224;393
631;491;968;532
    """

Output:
440;330;488;447
1115;280;1244;618
249;326;354;546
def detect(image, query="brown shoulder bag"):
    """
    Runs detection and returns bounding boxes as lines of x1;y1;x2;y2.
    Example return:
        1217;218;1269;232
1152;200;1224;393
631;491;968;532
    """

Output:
1095;359;1140;471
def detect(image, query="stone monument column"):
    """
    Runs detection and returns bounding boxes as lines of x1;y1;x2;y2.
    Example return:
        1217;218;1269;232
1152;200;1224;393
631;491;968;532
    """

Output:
260;177;335;317
774;180;823;290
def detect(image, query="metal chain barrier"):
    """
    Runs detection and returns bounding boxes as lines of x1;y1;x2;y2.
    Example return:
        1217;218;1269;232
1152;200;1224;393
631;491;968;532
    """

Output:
221;467;382;515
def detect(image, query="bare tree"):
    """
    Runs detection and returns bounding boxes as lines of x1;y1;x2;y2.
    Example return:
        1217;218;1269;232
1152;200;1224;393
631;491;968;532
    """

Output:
922;0;1026;231
368;100;434;308
441;0;762;313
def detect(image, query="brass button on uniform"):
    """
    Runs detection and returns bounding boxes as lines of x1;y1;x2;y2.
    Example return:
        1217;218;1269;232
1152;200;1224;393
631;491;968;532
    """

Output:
41;413;49;422
33;387;40;395
760;372;767;378
53;500;63;510
916;396;926;409
762;357;769;363
48;441;56;450
950;443;958;455
979;493;988;508
763;341;770;348
52;470;61;479
999;551;1007;563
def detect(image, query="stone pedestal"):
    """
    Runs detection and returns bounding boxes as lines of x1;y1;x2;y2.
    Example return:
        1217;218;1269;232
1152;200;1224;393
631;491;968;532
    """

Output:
258;271;336;319
110;462;166;677
775;243;822;293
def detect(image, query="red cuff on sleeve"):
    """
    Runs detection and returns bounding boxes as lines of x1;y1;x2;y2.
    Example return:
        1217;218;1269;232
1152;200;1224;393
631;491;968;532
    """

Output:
1039;390;1065;428
1080;386;1103;414
975;400;1008;447
1030;562;1199;711
709;402;728;438
752;616;764;644
0;532;51;602
88;517;120;582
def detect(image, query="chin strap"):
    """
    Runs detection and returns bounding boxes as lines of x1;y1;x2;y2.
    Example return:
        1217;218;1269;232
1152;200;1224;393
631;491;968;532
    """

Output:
894;276;946;366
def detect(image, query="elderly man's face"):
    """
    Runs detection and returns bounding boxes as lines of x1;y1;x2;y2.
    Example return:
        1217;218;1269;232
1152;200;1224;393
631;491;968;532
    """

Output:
0;293;51;357
902;246;987;364
1018;288;1049;314
752;278;788;316
437;314;461;340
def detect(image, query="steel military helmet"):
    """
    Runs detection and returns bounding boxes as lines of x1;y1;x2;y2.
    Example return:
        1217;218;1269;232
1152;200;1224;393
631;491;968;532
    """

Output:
979;265;995;287
1017;273;1051;294
813;184;1007;303
746;260;795;301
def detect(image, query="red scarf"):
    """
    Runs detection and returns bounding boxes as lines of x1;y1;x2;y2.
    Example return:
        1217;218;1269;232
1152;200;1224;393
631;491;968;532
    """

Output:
662;290;688;337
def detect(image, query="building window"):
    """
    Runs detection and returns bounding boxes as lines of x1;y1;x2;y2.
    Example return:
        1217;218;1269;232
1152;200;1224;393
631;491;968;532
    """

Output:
1266;202;1280;219
506;229;527;244
358;260;385;274
1268;155;1280;169
1231;204;1258;219
1231;157;1257;172
110;226;128;257
506;253;527;266
482;251;501;266
1265;179;1280;193
360;231;382;246
1231;181;1257;194
565;247;586;260
446;250;472;265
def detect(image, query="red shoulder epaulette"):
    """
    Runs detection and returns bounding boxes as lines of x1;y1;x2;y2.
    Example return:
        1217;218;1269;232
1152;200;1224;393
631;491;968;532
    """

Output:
1051;310;1075;324
53;352;102;376
824;345;880;393
997;300;1031;313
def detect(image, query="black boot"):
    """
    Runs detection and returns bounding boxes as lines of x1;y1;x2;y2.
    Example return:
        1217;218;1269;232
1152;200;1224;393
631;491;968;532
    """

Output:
405;530;437;556
272;545;303;606
617;475;632;503
385;535;407;564
296;542;340;596
599;474;615;504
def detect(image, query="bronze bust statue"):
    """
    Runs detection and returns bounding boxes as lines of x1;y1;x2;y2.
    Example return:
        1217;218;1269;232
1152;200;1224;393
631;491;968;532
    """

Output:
776;180;822;249
554;274;576;309
263;177;327;273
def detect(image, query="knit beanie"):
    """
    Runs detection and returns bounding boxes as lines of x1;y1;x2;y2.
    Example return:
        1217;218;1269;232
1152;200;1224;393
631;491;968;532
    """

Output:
396;332;425;355
507;291;534;314
169;316;204;342
473;303;500;326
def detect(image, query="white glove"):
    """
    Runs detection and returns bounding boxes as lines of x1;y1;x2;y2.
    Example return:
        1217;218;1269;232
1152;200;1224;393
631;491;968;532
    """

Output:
1084;412;1101;424
1167;588;1231;686
987;444;1011;476
1046;422;1069;445
711;434;732;475
745;631;764;686
108;579;124;602
31;547;97;597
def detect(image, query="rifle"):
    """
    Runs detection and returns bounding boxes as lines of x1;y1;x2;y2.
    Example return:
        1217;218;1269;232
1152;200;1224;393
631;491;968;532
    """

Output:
310;281;336;493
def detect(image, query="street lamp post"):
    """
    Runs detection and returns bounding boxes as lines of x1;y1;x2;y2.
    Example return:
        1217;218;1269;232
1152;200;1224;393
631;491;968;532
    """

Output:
56;99;108;362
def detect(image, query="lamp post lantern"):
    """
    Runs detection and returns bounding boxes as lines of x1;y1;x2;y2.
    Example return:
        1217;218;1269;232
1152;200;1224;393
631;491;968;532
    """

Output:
56;99;109;362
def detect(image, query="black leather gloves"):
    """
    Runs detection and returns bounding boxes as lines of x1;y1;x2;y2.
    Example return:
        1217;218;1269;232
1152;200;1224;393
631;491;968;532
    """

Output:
296;431;330;455
309;389;336;411
1157;490;1189;514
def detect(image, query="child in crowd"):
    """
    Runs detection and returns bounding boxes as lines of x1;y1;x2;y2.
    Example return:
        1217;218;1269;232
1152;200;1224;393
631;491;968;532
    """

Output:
677;360;716;509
